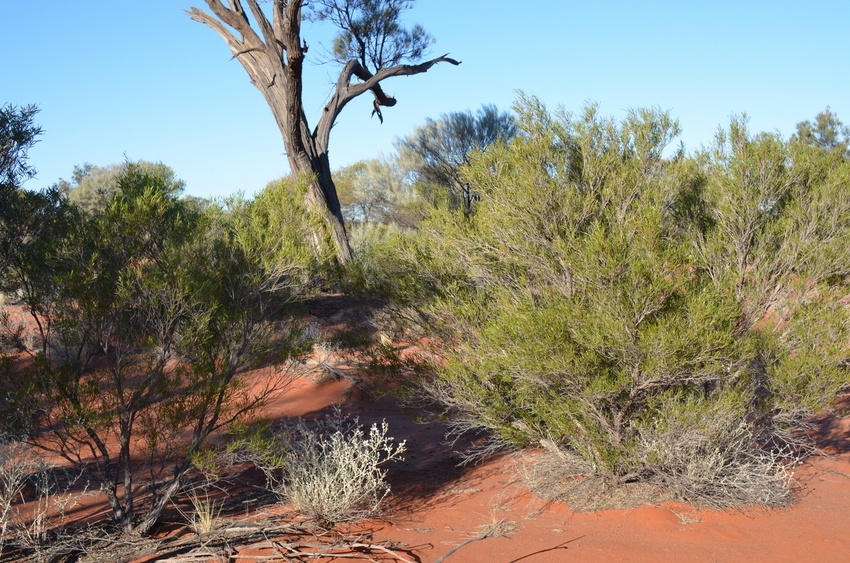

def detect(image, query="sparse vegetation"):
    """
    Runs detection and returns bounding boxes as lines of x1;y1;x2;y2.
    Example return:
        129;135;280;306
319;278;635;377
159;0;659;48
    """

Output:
2;90;849;561
0;440;92;558
226;409;406;525
280;411;405;524
180;486;225;534
0;441;32;556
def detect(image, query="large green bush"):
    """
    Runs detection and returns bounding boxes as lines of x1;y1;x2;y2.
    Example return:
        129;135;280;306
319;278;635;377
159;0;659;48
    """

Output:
365;96;850;507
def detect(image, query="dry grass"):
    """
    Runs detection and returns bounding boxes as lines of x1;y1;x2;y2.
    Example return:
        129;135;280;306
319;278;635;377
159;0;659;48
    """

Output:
0;441;93;560
475;518;518;536
276;408;406;524
525;463;668;512
522;419;804;513
178;487;225;534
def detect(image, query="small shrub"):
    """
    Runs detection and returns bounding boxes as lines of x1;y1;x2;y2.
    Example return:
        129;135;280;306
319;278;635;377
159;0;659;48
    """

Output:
279;409;405;524
0;440;90;555
0;441;32;555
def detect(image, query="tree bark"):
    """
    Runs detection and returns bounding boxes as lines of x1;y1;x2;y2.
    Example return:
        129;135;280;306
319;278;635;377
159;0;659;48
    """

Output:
188;0;459;263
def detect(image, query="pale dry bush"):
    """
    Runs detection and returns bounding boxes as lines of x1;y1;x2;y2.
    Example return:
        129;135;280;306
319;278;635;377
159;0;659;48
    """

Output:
525;415;802;512
520;439;661;512
278;409;406;523
636;417;802;509
0;441;33;554
0;441;91;557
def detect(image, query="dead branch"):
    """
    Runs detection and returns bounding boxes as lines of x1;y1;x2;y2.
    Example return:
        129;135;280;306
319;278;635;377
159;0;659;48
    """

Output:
432;519;507;563
142;521;417;563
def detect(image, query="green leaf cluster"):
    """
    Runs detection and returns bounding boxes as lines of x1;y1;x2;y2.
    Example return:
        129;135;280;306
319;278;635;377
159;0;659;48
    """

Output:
313;0;434;70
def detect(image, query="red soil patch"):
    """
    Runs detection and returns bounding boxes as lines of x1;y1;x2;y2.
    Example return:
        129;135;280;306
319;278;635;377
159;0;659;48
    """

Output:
234;380;850;563
3;296;850;563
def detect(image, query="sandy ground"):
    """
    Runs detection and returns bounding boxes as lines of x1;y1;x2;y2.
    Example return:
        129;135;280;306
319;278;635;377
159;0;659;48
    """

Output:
250;375;850;563
3;297;850;562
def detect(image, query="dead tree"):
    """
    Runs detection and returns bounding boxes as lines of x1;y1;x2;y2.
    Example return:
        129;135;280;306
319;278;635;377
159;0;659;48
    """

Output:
187;0;460;262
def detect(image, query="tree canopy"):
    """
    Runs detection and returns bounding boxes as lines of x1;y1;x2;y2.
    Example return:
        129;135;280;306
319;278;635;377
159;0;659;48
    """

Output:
793;106;849;155
0;104;65;288
396;104;516;213
57;161;186;215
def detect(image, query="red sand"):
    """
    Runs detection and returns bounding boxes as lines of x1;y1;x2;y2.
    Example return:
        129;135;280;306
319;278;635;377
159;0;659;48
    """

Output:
265;377;850;563
4;300;850;562
8;366;850;563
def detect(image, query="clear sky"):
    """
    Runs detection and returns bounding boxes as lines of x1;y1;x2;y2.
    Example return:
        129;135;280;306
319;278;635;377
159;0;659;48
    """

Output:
3;1;848;200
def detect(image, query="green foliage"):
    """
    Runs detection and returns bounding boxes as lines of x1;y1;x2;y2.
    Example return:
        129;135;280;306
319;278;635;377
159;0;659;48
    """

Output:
764;284;850;415
312;0;434;70
335;157;422;235
0;185;70;298
220;175;336;280
792;106;849;154
414;99;749;476
688;117;850;326
58;160;186;216
0;162;316;534
367;95;850;505
0;104;59;283
396;104;517;214
0;103;41;191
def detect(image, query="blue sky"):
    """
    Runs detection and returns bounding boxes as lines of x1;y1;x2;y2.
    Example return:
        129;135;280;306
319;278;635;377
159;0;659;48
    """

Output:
3;1;848;200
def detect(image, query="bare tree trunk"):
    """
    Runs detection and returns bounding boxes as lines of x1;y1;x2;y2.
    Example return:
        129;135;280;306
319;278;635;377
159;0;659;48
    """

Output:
136;463;190;536
187;0;459;264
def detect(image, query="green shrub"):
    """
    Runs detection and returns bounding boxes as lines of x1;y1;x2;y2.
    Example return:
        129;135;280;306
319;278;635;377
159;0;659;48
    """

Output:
0;165;319;534
368;95;850;507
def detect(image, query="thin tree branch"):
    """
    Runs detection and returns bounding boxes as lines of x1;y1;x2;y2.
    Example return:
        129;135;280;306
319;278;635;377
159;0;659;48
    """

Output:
432;519;506;563
315;55;461;151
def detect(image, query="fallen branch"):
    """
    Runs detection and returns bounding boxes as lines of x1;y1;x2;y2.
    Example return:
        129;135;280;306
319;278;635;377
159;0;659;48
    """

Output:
432;519;507;563
150;522;418;563
74;516;503;563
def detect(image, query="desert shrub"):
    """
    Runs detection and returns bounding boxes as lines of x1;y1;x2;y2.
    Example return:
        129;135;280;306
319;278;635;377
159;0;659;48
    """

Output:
367;95;850;507
219;175;335;276
761;286;850;416
682;118;850;413
58;161;185;216
0;440;32;555
281;411;405;523
689;118;850;327
634;406;799;509
529;408;800;511
226;409;405;524
0;165;320;535
0;440;92;555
